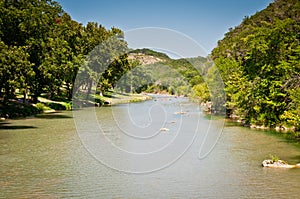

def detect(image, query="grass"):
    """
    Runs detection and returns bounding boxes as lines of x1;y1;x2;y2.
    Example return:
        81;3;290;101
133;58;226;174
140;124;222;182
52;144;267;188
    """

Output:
1;90;150;119
269;154;279;162
35;103;52;111
93;91;151;105
38;97;72;111
268;154;288;164
129;98;144;103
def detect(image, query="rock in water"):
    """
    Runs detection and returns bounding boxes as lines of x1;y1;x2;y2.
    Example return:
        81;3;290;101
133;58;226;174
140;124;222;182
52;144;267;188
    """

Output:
262;159;296;168
160;128;169;132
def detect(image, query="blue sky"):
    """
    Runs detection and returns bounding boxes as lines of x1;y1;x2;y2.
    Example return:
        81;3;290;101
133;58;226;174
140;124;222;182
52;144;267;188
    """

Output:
57;0;273;57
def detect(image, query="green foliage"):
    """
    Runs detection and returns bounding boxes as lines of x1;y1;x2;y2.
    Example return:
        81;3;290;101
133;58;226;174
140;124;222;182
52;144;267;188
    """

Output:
45;102;65;110
192;83;210;102
114;55;208;97
0;0;210;114
211;0;300;128
0;40;33;102
269;154;279;162
131;48;170;60
35;101;72;111
0;0;131;114
280;88;300;130
35;103;51;111
63;102;72;111
0;101;40;118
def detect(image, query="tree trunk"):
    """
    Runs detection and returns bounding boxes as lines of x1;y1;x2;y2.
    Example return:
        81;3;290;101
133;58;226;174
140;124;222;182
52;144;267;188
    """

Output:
66;83;73;100
23;89;27;103
32;95;39;103
86;80;93;100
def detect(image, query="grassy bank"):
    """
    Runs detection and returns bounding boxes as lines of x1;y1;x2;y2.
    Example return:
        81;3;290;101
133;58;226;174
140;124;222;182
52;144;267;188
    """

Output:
0;91;151;119
0;98;72;119
93;91;152;106
0;100;41;119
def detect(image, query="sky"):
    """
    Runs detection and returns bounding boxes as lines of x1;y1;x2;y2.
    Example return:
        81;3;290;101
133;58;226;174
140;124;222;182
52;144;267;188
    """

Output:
57;0;273;57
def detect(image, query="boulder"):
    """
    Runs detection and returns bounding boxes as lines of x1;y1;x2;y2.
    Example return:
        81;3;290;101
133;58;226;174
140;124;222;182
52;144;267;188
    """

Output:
262;159;298;168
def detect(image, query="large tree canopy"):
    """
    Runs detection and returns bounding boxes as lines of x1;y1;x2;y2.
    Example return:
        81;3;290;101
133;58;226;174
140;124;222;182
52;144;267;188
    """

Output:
0;0;129;105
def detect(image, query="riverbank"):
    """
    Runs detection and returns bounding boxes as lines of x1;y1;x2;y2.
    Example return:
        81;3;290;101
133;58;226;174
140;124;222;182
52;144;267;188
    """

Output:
0;97;71;119
0;92;151;120
94;91;152;106
0;100;41;119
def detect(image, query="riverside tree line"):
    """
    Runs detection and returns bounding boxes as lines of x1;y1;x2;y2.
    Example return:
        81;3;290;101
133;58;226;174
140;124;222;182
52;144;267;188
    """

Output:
0;0;131;105
212;0;300;130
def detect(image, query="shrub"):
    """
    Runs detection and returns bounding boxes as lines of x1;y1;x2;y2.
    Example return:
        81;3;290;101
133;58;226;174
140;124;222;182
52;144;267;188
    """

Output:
46;102;65;110
63;102;72;111
269;154;279;162
36;103;51;111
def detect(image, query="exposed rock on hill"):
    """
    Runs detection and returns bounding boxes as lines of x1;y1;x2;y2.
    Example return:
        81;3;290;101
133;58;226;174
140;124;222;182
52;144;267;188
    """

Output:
128;53;165;65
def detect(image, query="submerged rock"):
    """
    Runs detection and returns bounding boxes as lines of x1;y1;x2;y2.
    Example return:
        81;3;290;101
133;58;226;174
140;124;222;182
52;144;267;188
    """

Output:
160;128;169;132
174;111;187;115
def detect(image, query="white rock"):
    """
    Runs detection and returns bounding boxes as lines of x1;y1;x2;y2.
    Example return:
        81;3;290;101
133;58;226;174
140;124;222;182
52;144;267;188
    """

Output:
262;159;297;168
160;128;169;132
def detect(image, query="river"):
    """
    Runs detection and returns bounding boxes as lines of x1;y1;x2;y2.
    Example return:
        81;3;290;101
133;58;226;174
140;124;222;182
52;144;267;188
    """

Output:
1;95;300;198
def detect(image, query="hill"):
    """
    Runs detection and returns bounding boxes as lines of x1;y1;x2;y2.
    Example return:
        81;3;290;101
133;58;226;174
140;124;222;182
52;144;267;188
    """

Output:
123;48;210;97
130;48;170;60
128;49;168;65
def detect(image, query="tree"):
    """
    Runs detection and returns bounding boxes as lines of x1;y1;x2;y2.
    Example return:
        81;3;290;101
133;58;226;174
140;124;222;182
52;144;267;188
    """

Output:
0;40;33;104
0;0;65;102
74;26;129;99
211;0;300;127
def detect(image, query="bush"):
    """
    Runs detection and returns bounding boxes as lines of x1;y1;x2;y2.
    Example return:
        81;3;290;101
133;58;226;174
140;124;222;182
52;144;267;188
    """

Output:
36;103;51;111
46;102;65;110
63;102;72;111
269;154;279;162
0;101;41;118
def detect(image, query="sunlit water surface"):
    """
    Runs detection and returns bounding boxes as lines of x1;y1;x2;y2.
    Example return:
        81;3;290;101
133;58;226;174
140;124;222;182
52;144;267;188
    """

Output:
1;96;300;198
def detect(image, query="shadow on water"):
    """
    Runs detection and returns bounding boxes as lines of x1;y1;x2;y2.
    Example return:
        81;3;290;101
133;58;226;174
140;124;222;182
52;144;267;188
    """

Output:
0;112;72;130
0;122;37;130
203;114;226;121
261;129;300;145
289;155;300;163
225;120;300;147
34;112;73;119
224;121;241;127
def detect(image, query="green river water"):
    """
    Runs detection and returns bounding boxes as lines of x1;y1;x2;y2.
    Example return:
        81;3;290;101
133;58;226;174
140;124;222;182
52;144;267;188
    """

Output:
1;95;300;198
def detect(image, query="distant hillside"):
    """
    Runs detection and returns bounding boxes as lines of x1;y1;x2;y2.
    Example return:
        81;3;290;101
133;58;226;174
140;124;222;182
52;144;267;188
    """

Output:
127;48;169;65
131;48;170;60
124;48;211;97
128;53;164;65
